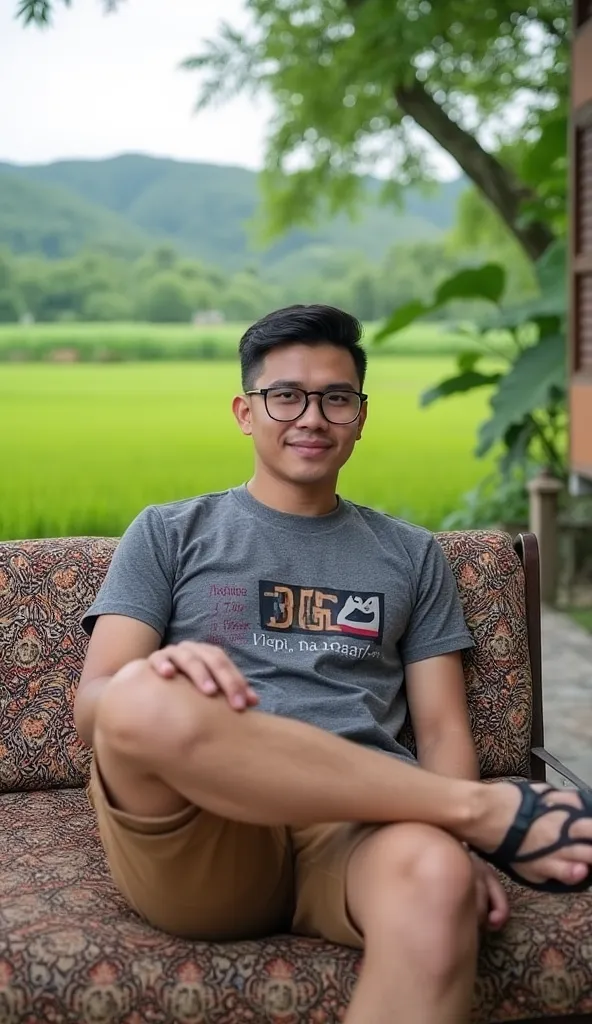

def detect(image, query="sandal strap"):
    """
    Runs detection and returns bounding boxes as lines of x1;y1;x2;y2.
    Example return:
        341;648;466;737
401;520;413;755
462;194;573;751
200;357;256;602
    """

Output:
514;791;592;863
492;782;538;863
494;782;592;865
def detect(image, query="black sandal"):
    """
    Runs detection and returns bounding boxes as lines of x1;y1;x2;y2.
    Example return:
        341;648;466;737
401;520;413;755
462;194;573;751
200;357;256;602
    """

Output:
477;781;592;893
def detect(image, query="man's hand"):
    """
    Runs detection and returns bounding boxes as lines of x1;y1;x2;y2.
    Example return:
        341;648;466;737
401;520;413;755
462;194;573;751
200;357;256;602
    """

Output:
470;853;510;932
147;642;259;711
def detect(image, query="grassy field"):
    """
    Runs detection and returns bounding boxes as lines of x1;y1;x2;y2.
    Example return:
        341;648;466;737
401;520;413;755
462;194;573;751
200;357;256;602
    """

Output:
1;354;494;540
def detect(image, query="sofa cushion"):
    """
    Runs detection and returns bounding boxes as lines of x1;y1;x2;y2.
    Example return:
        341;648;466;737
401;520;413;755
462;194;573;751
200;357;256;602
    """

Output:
0;530;531;792
1;787;592;1023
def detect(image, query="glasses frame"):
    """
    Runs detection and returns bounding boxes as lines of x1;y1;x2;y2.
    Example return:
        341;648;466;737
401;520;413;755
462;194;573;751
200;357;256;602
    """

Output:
245;387;368;424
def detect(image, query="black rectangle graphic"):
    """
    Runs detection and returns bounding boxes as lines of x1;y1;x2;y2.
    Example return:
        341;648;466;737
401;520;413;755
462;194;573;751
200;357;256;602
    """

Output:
259;580;384;644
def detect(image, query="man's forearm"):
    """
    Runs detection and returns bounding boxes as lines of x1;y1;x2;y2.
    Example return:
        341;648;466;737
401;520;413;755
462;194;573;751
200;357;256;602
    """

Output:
418;730;480;782
73;677;113;748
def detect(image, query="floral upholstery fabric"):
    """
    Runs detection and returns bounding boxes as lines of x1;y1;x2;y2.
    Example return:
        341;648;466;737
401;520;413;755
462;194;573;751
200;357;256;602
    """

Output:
0;538;116;792
2;787;592;1024
404;530;533;778
0;530;531;793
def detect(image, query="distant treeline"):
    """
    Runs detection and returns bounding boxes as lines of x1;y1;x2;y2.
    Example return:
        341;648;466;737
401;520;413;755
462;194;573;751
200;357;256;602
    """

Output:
0;236;538;326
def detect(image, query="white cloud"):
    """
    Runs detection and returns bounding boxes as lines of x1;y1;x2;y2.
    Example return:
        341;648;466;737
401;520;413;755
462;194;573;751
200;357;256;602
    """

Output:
0;0;273;167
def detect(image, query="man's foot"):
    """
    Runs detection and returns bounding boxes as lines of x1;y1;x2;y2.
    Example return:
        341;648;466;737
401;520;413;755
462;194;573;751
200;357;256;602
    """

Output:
463;782;592;891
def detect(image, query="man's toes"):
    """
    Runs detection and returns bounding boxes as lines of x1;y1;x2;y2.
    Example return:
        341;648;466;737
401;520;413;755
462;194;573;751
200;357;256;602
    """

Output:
551;859;589;885
569;816;592;842
562;842;592;865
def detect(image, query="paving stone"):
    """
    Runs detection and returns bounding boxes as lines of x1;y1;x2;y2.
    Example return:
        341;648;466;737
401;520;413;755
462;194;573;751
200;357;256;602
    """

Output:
542;609;592;785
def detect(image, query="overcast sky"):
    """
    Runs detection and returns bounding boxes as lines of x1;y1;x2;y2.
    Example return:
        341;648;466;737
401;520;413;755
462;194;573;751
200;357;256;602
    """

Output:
1;0;460;178
0;0;275;168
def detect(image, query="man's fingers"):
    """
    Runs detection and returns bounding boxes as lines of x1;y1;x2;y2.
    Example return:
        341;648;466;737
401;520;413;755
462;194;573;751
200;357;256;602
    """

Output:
150;656;175;676
150;644;257;711
150;653;219;696
189;645;252;709
470;856;510;932
484;869;510;930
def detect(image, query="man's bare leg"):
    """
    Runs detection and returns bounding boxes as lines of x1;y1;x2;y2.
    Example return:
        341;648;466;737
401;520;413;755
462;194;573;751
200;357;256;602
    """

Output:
344;823;479;1024
94;660;592;886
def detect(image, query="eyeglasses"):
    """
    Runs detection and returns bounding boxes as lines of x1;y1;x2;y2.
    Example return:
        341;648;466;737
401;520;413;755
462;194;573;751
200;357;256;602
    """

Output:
245;387;367;424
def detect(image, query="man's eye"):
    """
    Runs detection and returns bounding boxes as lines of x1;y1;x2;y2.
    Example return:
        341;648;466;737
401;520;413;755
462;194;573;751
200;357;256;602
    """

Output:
270;389;299;402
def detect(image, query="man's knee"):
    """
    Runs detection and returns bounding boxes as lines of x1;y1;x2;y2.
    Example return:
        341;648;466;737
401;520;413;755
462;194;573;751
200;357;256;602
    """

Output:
349;823;477;933
94;659;207;761
393;825;475;908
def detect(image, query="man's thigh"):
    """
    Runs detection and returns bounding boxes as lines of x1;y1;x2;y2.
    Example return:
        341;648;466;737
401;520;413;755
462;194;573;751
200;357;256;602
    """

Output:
88;757;293;941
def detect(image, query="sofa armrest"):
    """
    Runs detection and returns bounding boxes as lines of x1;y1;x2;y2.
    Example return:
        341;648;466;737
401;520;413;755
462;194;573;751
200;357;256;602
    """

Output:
531;746;592;791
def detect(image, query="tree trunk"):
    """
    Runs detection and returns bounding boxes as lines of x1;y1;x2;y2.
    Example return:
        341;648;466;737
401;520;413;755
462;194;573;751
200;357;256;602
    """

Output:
395;81;555;262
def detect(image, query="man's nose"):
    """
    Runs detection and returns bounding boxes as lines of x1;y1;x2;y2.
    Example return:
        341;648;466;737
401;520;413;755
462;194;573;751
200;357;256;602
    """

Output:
296;395;327;427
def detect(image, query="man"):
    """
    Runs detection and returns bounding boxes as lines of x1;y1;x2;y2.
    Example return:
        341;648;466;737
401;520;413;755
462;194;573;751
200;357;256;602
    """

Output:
76;305;592;1024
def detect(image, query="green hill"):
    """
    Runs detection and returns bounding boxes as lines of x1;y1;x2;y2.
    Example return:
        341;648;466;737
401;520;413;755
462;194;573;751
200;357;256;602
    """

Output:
0;173;153;260
0;154;465;271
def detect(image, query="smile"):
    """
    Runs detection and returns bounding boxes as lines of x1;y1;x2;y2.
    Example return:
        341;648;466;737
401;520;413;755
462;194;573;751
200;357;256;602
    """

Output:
287;443;332;457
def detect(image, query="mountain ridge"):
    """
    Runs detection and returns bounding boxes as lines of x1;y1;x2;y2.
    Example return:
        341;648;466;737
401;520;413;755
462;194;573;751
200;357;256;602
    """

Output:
0;153;466;273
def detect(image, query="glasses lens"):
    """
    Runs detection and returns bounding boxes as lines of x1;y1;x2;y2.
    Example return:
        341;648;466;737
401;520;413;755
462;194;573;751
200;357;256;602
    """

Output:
321;391;361;423
265;387;307;421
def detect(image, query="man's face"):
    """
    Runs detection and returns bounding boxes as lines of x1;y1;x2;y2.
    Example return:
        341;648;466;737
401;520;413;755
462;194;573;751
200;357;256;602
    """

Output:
233;343;367;487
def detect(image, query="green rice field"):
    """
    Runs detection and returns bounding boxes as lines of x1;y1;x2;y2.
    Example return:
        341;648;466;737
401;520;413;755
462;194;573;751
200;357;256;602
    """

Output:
1;353;495;540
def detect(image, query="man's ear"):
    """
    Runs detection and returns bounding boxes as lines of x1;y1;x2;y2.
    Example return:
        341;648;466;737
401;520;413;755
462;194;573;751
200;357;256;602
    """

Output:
233;394;253;436
356;401;368;440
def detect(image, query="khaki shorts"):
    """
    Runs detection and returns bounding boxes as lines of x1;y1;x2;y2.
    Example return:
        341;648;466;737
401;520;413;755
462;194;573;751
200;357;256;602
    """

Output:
88;757;376;948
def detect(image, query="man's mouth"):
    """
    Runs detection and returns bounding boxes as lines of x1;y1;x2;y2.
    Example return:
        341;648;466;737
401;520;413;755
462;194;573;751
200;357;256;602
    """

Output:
287;440;332;456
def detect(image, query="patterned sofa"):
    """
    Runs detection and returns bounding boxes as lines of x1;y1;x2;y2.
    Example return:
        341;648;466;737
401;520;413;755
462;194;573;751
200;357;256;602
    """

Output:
1;531;592;1024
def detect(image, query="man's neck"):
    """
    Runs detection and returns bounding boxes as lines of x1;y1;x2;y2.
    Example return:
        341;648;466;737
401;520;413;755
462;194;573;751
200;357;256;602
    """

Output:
246;473;339;517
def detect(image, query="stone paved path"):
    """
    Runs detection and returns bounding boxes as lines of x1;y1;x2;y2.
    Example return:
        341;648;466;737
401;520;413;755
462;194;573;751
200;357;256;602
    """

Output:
542;609;592;785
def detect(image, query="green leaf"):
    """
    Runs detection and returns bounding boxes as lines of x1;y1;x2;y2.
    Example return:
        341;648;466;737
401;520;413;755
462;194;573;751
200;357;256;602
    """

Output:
435;264;506;306
499;422;538;475
480;297;564;333
374;299;432;342
535;237;567;305
534;314;563;338
476;331;566;457
420;371;502;408
456;350;483;373
520;114;568;185
375;263;507;344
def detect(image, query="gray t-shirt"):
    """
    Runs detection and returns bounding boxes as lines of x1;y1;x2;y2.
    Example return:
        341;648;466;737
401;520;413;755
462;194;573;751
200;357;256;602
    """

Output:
81;485;474;762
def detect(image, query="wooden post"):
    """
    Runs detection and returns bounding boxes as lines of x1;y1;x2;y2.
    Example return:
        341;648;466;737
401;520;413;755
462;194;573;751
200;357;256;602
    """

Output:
527;471;564;605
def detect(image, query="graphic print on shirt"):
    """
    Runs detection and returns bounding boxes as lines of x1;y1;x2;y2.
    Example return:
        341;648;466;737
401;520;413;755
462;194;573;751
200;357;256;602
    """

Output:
259;580;385;645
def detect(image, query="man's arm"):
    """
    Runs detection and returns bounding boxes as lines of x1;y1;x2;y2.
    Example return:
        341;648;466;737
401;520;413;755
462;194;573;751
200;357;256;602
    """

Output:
74;614;161;747
406;651;480;781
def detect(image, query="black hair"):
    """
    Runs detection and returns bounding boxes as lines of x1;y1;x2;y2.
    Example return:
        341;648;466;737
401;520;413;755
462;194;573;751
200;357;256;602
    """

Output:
239;304;367;391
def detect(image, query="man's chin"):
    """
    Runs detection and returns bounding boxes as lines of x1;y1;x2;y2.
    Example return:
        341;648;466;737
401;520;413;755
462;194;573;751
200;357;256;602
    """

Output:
278;460;331;482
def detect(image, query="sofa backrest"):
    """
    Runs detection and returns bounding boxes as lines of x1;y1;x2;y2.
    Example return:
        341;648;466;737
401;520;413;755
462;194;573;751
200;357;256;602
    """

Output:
0;530;532;792
0;537;117;791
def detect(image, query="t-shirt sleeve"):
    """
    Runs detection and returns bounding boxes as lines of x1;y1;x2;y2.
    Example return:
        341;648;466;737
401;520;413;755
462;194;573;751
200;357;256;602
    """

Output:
80;505;173;639
399;537;474;665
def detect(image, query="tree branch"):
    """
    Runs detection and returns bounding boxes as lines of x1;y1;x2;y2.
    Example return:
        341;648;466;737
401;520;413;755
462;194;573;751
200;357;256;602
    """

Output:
343;0;556;260
394;80;555;261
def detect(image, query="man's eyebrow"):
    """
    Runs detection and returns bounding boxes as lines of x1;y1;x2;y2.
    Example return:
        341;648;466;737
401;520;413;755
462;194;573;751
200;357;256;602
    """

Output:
266;379;358;390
